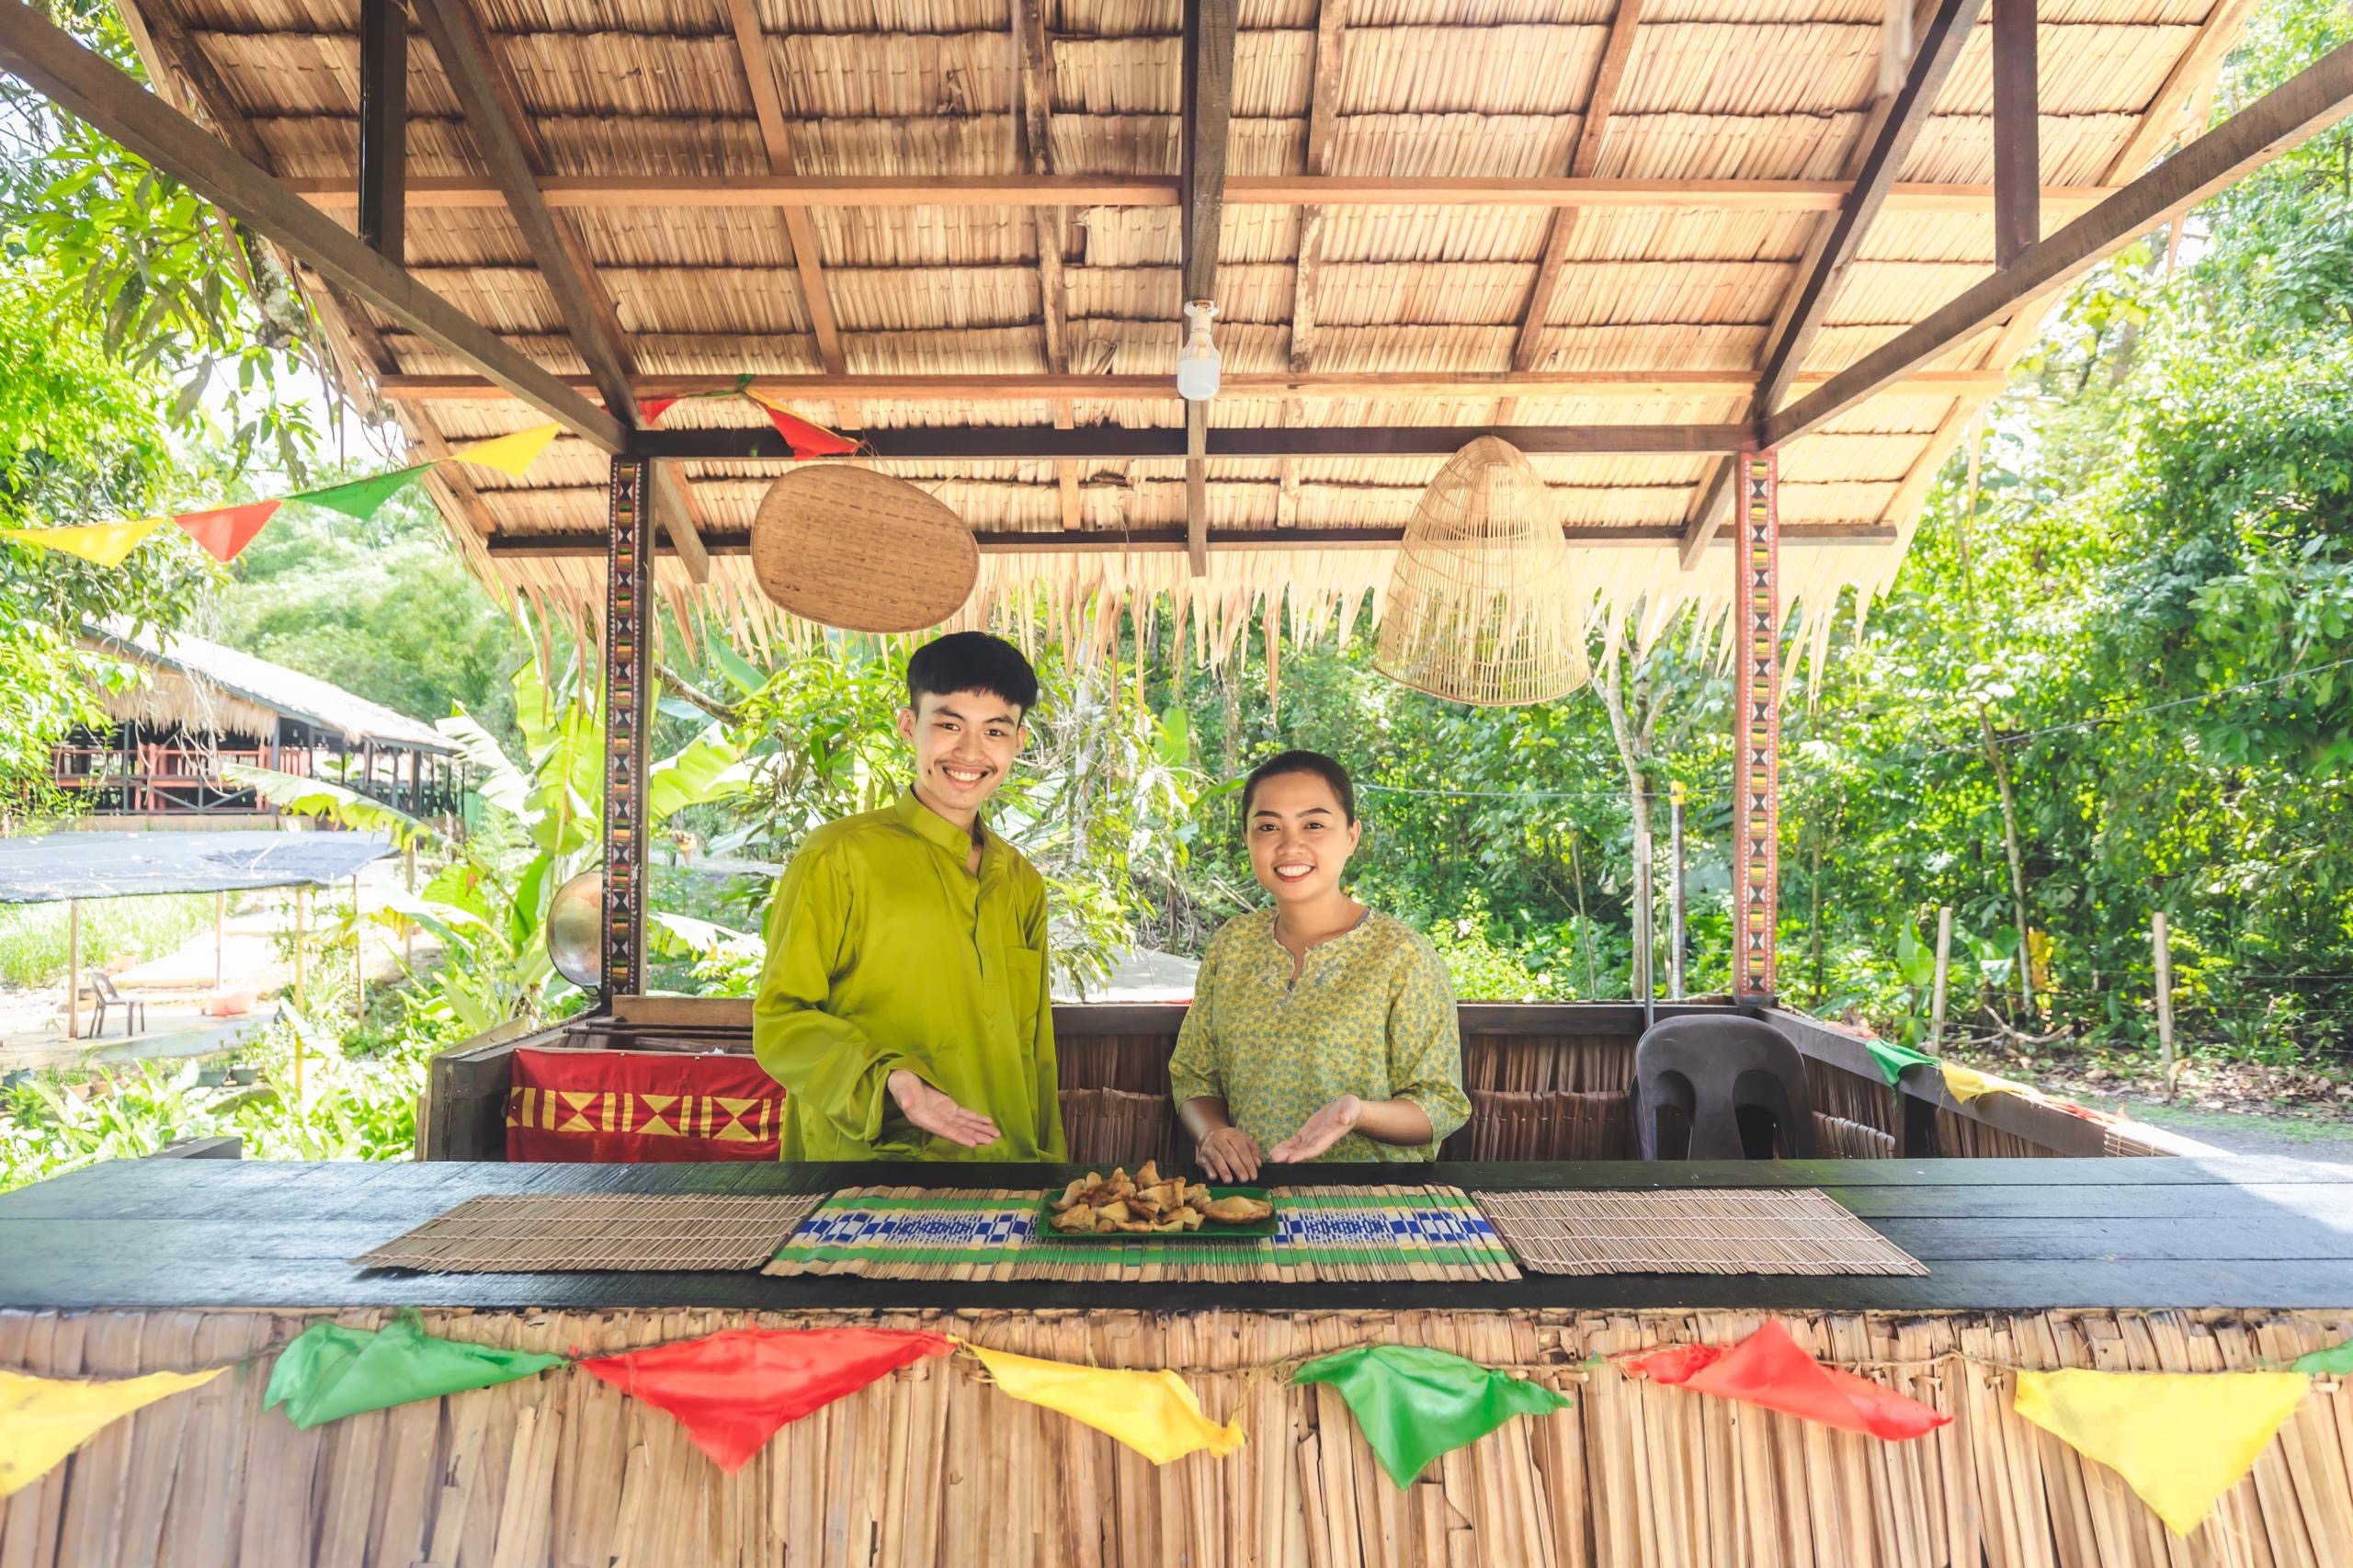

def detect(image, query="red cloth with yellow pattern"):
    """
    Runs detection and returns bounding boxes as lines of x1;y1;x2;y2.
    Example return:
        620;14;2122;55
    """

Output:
506;1047;785;1162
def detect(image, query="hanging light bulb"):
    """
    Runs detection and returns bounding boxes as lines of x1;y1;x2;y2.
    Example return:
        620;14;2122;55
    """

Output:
1176;300;1221;402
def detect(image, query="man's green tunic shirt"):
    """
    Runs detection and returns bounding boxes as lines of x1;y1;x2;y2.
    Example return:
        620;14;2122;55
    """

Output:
753;790;1065;1161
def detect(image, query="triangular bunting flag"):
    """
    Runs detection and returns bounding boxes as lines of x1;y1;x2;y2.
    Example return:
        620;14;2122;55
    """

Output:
0;517;167;568
1620;1321;1949;1440
1293;1345;1572;1487
1938;1063;2033;1103
579;1327;951;1471
0;1366;224;1498
173;500;281;563
2292;1340;2353;1375
964;1343;1245;1465
748;394;858;458
265;1312;563;1429
2013;1368;2312;1536
290;463;434;520
1865;1040;1937;1087
449;423;561;477
638;397;681;426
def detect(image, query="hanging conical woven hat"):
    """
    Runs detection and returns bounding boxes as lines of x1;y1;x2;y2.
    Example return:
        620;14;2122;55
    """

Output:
1374;436;1580;706
750;466;978;632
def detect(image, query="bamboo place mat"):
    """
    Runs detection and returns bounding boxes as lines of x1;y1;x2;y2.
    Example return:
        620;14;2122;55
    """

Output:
763;1186;1519;1284
1472;1187;1928;1277
352;1192;826;1273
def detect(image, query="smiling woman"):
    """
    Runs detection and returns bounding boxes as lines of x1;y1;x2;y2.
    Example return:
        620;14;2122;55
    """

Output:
1170;751;1472;1180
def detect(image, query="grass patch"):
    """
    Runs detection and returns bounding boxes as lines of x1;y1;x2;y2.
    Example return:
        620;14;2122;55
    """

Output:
0;894;224;988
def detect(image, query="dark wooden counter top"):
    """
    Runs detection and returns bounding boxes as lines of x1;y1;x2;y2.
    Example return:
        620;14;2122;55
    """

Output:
5;1156;2352;1313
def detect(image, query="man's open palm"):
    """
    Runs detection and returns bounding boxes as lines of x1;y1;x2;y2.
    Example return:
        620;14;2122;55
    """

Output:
889;1070;1000;1148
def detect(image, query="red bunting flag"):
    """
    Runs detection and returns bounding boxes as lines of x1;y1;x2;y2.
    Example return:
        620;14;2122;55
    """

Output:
1619;1321;1949;1440
748;394;858;458
579;1328;951;1471
638;397;681;426
173;500;281;563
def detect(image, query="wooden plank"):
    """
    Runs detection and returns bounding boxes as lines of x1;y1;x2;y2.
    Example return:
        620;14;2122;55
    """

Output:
356;0;404;261
1512;0;1644;377
1180;0;1239;305
373;368;2010;403
1765;36;2353;446
634;422;1750;460
0;0;625;450
488;520;1897;558
649;461;711;585
286;172;2124;211
1992;0;2040;267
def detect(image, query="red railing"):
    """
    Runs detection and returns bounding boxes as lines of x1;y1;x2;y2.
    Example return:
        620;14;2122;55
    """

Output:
51;744;287;813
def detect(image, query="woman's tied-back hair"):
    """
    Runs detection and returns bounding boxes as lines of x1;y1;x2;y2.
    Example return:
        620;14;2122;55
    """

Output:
1241;750;1358;825
906;631;1040;717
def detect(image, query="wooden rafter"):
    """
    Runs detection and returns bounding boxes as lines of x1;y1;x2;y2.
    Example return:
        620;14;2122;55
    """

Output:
376;368;2010;403
290;172;2127;213
488;521;1896;559
1679;0;1991;565
722;0;846;378
1279;0;1349;528
1510;0;1643;381
1766;36;2353;446
410;0;709;581
1014;0;1081;528
1180;0;1238;574
0;0;624;449
356;0;404;260
1991;0;2040;267
636;423;1747;460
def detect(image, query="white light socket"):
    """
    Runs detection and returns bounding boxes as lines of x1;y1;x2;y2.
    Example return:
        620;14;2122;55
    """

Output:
1176;300;1221;402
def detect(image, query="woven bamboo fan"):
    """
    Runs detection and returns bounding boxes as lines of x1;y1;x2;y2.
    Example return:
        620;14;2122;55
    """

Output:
1374;437;1579;706
749;467;978;632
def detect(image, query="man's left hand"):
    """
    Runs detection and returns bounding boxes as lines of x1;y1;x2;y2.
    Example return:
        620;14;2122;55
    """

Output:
1266;1095;1363;1164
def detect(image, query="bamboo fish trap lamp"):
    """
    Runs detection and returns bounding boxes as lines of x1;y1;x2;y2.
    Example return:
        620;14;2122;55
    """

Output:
1374;437;1581;706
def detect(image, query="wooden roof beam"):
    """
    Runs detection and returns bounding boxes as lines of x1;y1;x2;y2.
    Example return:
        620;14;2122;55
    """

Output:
488;521;1897;558
409;0;707;578
634;424;1746;460
356;0;404;261
1012;0;1081;527
0;0;623;449
375;369;2009;402
1680;0;1989;565
1992;0;2038;267
287;173;2126;212
1279;0;1350;527
723;0;847;377
1510;0;1643;382
1181;0;1239;574
1766;35;2353;447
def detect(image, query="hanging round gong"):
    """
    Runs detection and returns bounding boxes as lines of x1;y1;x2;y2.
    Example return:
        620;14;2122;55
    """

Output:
749;466;978;632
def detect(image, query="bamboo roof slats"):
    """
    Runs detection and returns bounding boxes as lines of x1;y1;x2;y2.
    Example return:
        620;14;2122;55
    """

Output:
107;0;2271;646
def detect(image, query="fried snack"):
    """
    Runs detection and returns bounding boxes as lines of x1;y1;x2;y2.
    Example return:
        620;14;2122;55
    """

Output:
1200;1194;1274;1224
1135;1161;1161;1188
1051;1178;1087;1213
1050;1204;1100;1233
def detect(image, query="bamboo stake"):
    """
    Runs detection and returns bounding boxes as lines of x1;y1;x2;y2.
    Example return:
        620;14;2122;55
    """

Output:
2153;910;2176;1096
1632;830;1654;1028
1668;782;1687;999
65;897;80;1040
403;843;416;969
1567;826;1598;1001
292;885;308;1100
1928;906;1953;1054
352;873;364;1017
214;890;227;990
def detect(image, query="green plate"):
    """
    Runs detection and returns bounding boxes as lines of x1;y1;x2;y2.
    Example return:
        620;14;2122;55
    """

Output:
1034;1184;1278;1243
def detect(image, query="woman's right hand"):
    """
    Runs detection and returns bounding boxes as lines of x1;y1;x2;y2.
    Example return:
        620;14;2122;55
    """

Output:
1196;1125;1264;1183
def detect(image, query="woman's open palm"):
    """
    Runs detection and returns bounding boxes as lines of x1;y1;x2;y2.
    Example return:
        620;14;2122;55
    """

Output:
1266;1095;1362;1164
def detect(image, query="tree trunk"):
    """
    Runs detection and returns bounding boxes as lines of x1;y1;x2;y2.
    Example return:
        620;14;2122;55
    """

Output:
1978;700;2036;1018
1596;647;1656;992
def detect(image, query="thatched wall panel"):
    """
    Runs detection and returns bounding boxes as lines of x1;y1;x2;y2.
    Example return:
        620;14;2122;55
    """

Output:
1078;208;1187;267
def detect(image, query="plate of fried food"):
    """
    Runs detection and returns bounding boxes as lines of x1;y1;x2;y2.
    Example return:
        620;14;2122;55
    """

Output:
1040;1162;1278;1241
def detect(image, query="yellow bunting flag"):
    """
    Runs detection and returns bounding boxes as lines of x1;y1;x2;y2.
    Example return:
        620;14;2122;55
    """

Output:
1938;1063;2029;1103
449;423;562;477
963;1343;1245;1465
0;517;168;569
2013;1368;2312;1536
0;1366;225;1498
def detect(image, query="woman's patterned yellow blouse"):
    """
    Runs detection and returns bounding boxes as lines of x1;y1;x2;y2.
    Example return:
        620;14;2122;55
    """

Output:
1168;907;1472;1162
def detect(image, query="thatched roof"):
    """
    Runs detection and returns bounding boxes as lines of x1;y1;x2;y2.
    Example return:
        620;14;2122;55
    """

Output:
85;625;457;753
113;0;2257;667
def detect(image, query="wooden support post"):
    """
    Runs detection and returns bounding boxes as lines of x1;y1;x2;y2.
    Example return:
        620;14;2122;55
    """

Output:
214;890;226;991
293;884;307;1013
1732;451;1780;1006
601;456;652;1003
1991;0;2040;267
352;872;365;1016
403;843;416;969
1667;780;1687;999
357;0;405;261
64;898;80;1040
1633;829;1654;1028
1928;904;1953;1053
2153;910;2177;1095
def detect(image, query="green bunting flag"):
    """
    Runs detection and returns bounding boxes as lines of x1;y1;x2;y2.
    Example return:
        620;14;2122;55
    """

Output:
1292;1345;1573;1487
290;463;436;521
2291;1340;2353;1375
1864;1039;1938;1086
265;1313;563;1429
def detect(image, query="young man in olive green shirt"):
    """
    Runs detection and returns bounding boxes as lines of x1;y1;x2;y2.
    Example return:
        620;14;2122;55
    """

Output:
752;632;1065;1161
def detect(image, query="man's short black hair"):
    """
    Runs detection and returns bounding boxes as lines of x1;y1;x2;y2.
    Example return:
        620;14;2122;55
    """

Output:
906;631;1040;717
1241;749;1357;824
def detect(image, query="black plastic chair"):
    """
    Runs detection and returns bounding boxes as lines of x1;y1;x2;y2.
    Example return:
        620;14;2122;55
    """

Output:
1631;1016;1814;1161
